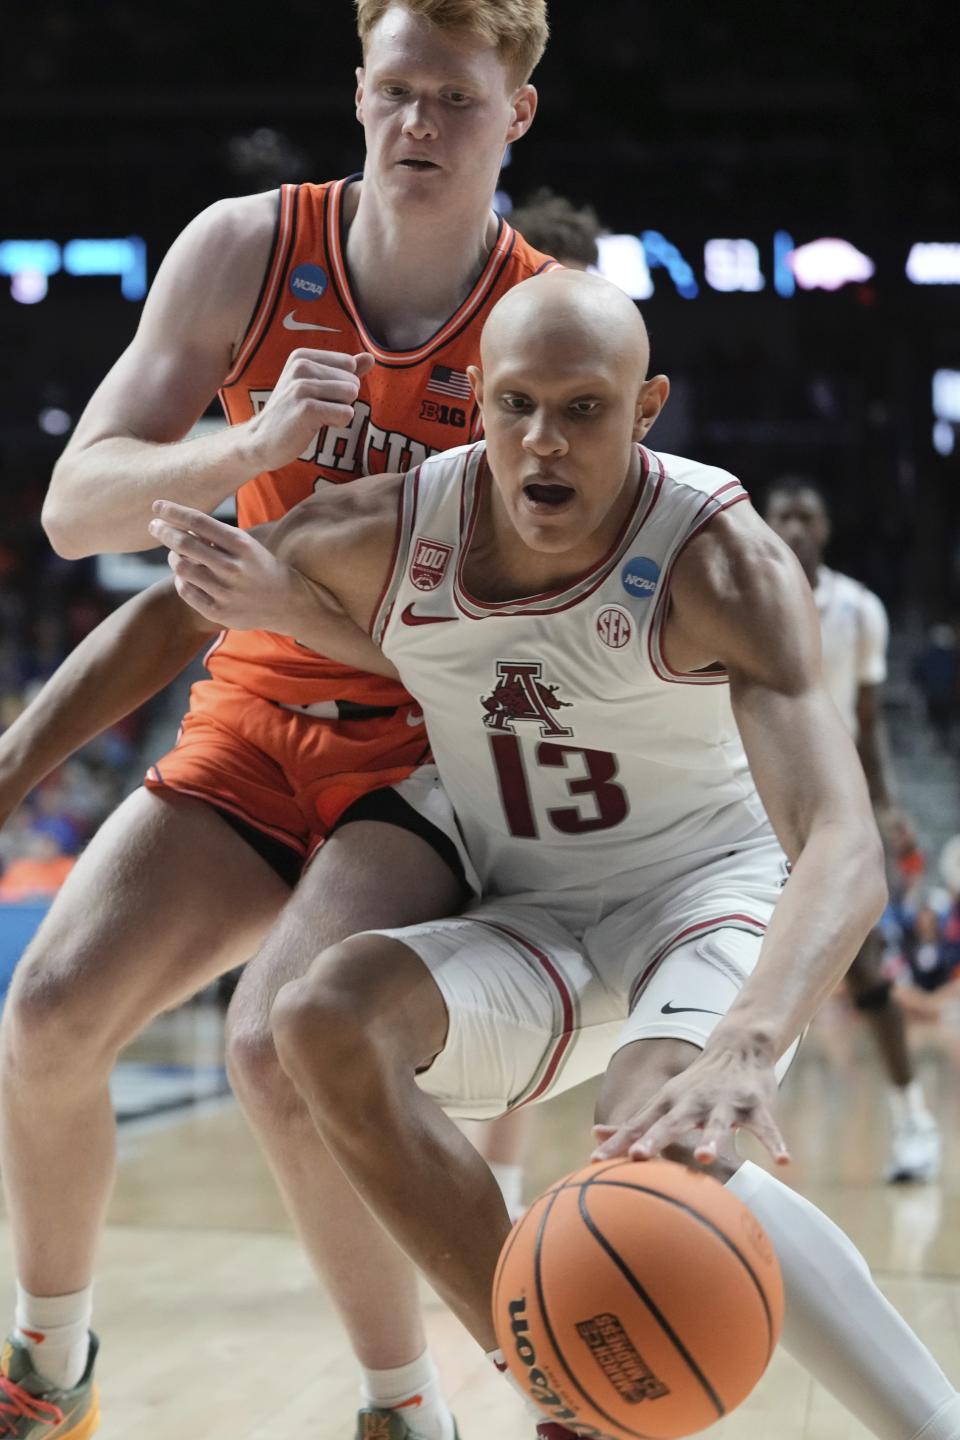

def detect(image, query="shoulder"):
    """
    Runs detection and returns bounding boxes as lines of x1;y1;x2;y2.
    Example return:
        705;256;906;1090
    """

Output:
672;501;821;688
651;450;746;506
164;190;279;278
502;222;559;280
273;473;405;556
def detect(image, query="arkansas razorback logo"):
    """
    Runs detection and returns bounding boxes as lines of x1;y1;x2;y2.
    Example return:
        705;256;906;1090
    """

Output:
480;661;573;737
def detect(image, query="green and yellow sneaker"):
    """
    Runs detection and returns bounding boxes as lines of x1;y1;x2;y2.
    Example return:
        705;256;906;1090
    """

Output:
354;1409;460;1440
0;1334;100;1439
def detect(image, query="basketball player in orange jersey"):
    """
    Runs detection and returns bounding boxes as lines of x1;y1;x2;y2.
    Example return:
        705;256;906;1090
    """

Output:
765;478;942;1183
154;270;960;1440
0;5;555;1438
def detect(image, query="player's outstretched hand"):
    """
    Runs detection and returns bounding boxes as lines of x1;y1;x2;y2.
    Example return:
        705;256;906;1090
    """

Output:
243;349;375;474
591;1039;791;1168
149;501;307;636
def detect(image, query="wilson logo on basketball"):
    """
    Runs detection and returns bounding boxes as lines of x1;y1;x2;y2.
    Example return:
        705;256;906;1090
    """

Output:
410;537;453;591
508;1297;580;1427
576;1313;670;1404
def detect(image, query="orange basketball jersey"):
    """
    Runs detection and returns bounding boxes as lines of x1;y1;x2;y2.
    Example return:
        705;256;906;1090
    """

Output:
210;177;556;707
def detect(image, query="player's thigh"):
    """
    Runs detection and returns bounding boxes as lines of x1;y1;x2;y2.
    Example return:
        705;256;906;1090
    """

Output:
227;815;465;1037
5;787;289;1045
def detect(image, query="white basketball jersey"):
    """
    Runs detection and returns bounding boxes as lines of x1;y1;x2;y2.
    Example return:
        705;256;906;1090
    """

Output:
813;565;888;738
373;442;777;898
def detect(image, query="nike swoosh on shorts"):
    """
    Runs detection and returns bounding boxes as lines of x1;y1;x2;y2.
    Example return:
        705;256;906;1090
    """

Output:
401;604;458;627
660;1001;723;1016
282;311;342;333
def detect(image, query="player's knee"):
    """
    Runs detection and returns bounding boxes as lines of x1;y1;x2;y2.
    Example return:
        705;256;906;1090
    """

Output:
851;980;893;1014
224;1012;286;1107
2;957;103;1077
271;943;386;1092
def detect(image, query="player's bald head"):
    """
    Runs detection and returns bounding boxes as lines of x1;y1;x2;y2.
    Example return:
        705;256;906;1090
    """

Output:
480;269;650;384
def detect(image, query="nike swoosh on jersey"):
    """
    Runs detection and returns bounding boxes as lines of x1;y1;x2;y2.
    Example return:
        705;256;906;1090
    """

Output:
401;604;458;626
660;1001;723;1016
282;311;342;333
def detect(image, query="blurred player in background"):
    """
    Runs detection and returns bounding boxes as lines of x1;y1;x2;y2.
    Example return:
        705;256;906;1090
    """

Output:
472;187;601;1220
0;5;558;1439
765;478;942;1182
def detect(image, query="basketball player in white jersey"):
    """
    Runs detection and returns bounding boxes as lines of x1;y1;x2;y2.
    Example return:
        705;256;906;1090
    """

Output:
153;270;960;1440
471;189;603;1221
765;479;942;1183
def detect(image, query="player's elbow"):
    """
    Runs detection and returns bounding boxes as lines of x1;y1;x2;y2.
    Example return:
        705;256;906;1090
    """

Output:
854;821;888;926
42;463;94;559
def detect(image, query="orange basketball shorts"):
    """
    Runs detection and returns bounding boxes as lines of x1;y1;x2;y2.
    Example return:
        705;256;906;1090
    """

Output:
144;677;431;866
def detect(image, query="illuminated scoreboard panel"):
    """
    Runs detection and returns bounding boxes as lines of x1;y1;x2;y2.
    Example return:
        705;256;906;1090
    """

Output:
2;234;959;307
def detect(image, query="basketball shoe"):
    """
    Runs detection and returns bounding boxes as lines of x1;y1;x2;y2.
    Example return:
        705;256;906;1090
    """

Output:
0;1334;99;1438
354;1408;460;1440
887;1110;942;1183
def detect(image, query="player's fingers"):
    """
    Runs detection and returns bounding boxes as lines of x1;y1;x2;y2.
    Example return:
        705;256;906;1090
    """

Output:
151;503;242;554
743;1108;792;1167
285;347;363;373
153;522;236;570
167;552;228;594
591;1104;666;1161
692;1110;737;1165
626;1104;704;1160
353;351;376;377
172;575;222;620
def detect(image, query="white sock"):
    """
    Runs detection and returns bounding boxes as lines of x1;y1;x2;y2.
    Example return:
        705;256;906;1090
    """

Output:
14;1282;92;1391
489;1162;525;1218
890;1079;933;1125
727;1163;960;1440
360;1350;455;1440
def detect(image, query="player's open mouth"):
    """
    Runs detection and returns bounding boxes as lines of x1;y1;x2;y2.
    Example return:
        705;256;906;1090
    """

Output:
398;159;440;171
522;482;576;514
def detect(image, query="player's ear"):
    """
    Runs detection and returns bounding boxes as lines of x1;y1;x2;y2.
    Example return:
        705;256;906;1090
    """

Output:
506;85;538;144
634;375;669;440
467;365;484;407
355;67;366;123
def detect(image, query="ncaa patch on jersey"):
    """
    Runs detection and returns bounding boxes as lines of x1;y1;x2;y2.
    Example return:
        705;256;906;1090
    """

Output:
289;262;329;301
621;555;660;600
596;605;633;650
410;537;453;591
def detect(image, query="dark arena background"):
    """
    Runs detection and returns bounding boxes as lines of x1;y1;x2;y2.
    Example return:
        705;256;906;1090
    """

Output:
1;5;960;1438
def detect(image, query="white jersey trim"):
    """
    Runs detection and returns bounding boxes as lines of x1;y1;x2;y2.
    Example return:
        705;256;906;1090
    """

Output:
648;481;750;685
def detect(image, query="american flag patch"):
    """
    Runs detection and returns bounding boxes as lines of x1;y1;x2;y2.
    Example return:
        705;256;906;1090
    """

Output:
427;364;472;399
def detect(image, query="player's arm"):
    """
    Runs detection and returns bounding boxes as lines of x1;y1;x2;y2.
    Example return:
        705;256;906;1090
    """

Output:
43;191;372;559
148;481;402;679
595;505;887;1165
856;684;896;815
0;579;214;827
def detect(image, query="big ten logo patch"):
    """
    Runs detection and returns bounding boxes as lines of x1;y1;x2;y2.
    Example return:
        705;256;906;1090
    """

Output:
480;661;573;737
596;606;634;650
419;400;467;429
410;537;453;591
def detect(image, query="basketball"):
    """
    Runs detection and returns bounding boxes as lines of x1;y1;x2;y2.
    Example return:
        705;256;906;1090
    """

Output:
492;1159;784;1440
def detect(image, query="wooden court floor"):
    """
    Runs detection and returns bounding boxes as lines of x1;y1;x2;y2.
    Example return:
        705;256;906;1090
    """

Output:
2;998;960;1439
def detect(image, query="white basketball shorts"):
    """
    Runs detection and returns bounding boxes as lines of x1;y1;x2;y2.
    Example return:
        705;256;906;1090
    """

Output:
367;838;795;1120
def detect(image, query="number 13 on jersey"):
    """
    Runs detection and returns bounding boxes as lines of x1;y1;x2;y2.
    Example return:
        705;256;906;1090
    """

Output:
489;734;630;839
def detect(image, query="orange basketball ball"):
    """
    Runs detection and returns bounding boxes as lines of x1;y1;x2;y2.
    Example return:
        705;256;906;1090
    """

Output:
492;1159;783;1439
